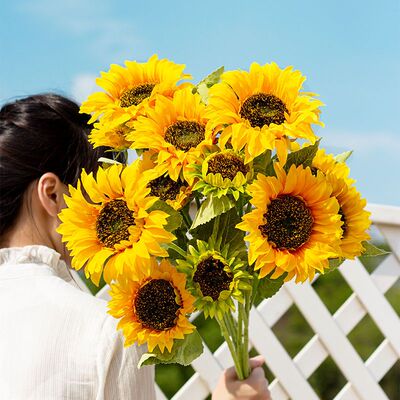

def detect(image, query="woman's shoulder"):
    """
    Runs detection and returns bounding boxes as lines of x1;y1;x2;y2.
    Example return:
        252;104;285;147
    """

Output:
38;274;129;358
0;245;131;352
43;273;114;327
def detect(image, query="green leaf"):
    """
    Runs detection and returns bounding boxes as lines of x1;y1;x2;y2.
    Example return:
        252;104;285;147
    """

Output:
137;352;157;366
219;208;246;257
197;66;225;88
148;200;183;232
284;139;321;171
253;150;272;175
193;66;224;103
138;330;204;367
264;157;277;177
327;257;345;272
361;241;391;257
191;194;235;229
254;274;286;303
334;150;353;163
190;207;246;258
190;221;214;244
196;83;210;104
135;148;148;157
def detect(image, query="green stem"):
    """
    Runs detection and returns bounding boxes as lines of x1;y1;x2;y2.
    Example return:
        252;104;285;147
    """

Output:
217;315;244;380
211;215;222;248
168;243;187;258
241;291;251;378
250;274;260;307
175;229;188;249
224;312;238;346
195;196;201;210
186;208;193;225
237;196;244;218
237;303;244;373
181;209;192;229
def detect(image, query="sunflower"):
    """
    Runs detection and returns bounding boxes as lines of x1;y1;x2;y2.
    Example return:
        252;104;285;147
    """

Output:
89;120;133;151
189;146;253;201
289;145;370;259
326;175;371;259
237;163;343;282
311;148;355;185
135;150;192;210
206;62;323;164
129;87;214;182
108;258;195;353
148;168;192;210
57;161;175;285
80;54;191;126
176;240;251;319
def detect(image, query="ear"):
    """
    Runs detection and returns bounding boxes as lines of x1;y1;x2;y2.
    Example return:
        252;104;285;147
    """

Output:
37;173;67;217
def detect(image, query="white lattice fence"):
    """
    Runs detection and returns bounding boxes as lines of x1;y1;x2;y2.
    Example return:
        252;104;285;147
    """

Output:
74;203;400;400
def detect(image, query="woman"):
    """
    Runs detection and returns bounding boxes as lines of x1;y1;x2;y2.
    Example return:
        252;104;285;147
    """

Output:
0;93;271;400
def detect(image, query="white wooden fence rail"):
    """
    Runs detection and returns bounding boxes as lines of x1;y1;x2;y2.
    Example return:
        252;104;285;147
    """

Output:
74;203;400;400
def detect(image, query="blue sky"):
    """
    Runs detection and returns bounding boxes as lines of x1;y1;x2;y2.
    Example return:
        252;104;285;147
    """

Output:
1;0;399;205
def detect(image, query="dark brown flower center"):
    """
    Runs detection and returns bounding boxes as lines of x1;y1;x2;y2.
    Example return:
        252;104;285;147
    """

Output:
239;93;288;128
119;83;155;107
338;207;347;238
96;199;135;248
207;152;249;180
193;256;233;301
134;279;180;331
310;166;319;176
258;195;313;251
148;175;183;201
164;121;205;152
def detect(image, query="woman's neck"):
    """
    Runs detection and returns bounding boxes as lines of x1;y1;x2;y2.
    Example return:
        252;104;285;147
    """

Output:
1;211;54;250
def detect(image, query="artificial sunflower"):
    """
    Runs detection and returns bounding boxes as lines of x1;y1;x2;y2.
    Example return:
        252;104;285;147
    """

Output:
108;258;195;353
145;166;192;210
80;54;191;126
137;152;192;210
89;120;133;151
327;175;371;259
311;148;355;186
57;162;175;284
237;163;343;282
206;62;323;164
189;146;253;201
176;240;251;319
129;87;214;182
308;148;371;257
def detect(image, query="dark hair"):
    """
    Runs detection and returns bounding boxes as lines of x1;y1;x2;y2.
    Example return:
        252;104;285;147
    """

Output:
0;93;103;238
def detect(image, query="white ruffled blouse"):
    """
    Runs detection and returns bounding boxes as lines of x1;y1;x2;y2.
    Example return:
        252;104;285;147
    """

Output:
0;245;155;400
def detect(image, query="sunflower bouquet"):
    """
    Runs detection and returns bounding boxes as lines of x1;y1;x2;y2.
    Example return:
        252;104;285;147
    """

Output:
58;55;385;379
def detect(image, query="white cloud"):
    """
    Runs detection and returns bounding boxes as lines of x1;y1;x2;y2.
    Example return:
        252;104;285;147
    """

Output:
71;74;98;104
17;0;144;61
320;130;400;154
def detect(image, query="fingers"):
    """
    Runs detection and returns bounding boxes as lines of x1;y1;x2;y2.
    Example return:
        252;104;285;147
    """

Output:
247;367;271;400
249;355;265;369
224;355;266;381
213;361;271;400
247;366;268;390
249;366;266;382
224;365;239;380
